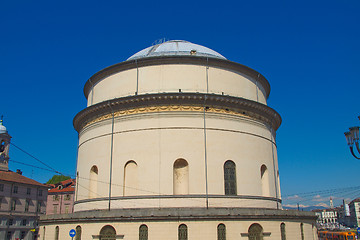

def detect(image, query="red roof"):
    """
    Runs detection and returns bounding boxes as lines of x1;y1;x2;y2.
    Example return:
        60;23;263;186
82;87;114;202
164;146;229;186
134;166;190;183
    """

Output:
60;179;74;185
48;185;75;193
48;178;75;193
0;171;46;187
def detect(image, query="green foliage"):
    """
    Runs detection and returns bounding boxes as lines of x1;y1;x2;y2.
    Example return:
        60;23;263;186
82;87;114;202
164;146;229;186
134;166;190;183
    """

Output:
46;175;71;184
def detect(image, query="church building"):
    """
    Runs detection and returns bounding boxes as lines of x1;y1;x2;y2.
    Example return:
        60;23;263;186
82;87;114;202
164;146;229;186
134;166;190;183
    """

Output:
40;40;317;240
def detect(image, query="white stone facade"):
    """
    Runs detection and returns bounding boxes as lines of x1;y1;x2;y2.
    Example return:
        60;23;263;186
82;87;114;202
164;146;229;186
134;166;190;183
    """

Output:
349;199;360;228
40;40;317;240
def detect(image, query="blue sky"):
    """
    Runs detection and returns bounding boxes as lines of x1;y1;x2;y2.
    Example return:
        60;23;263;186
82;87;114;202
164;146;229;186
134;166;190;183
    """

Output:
1;0;359;208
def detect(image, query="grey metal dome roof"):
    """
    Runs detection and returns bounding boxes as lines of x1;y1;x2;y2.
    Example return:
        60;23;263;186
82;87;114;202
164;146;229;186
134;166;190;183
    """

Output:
127;40;226;60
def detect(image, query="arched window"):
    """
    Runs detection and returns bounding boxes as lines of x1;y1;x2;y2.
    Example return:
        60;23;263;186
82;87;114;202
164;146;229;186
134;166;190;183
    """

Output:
173;159;189;195
55;226;59;240
300;223;304;240
217;223;226;240
178;224;188;240
248;223;263;240
280;223;286;240
89;165;98;198
139;224;148;240
224;160;237;195
123;161;138;196
75;225;82;240
260;165;270;196
100;225;116;240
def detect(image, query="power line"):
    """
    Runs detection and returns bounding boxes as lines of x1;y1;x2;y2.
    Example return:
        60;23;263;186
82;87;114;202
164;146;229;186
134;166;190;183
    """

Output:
10;142;63;175
283;185;360;198
11;143;360;208
9;159;59;173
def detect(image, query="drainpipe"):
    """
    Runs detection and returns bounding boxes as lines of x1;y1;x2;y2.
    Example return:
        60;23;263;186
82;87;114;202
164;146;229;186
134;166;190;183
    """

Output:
135;59;139;95
270;120;279;209
203;95;209;209
108;101;115;211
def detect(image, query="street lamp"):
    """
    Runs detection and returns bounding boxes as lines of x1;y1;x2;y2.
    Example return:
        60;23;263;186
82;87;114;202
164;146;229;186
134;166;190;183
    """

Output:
344;116;360;159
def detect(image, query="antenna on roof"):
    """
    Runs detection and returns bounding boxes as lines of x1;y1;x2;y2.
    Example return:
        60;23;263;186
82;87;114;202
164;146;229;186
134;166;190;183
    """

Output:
152;38;168;45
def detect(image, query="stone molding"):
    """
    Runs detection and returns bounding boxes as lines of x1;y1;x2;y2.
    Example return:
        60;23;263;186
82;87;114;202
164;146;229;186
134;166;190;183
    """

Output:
39;207;317;224
73;93;281;133
83;56;271;99
74;194;282;205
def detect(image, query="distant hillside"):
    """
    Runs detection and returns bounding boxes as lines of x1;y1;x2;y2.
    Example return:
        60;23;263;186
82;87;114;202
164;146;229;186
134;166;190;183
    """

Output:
283;206;327;211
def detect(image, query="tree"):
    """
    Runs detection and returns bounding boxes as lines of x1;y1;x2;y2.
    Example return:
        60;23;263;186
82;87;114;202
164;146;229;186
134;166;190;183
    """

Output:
46;175;71;184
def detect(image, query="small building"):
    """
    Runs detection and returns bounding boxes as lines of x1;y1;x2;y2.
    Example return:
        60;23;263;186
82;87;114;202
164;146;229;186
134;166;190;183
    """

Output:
337;200;351;227
0;119;48;240
46;179;75;215
313;209;338;229
349;198;360;228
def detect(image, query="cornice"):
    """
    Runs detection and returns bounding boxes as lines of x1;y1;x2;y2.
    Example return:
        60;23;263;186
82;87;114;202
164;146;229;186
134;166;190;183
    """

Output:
73;93;281;133
39;207;317;224
74;194;281;205
83;56;271;99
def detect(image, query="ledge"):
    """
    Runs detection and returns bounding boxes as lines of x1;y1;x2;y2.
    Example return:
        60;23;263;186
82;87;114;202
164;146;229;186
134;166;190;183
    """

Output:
74;194;281;204
40;207;317;224
73;93;281;132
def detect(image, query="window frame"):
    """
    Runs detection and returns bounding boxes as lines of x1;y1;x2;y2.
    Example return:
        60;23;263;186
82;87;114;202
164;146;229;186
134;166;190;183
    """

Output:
139;224;148;240
10;198;16;211
224;160;237;195
217;223;226;240
25;199;30;212
36;201;42;213
13;186;18;194
178;224;188;240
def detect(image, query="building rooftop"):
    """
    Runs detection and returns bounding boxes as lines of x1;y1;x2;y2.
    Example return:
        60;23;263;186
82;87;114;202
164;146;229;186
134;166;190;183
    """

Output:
48;178;75;193
350;198;360;204
0;170;46;187
127;40;226;61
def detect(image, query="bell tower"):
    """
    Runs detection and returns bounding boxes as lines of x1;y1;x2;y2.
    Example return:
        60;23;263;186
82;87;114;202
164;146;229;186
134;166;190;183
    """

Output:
0;117;11;171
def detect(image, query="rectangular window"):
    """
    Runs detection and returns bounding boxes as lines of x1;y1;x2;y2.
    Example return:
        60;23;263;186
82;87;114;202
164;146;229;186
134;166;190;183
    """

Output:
65;194;71;201
25;199;30;212
38;189;42;196
54;205;58;214
10;199;16;211
8;219;13;226
0;184;3;191
13;186;18;194
65;205;69;214
22;219;27;226
20;231;25;239
53;195;59;201
36;201;41;213
26;188;31;195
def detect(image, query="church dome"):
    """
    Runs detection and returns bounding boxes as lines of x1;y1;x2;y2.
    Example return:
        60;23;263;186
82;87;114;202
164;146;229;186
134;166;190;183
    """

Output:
127;40;226;60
